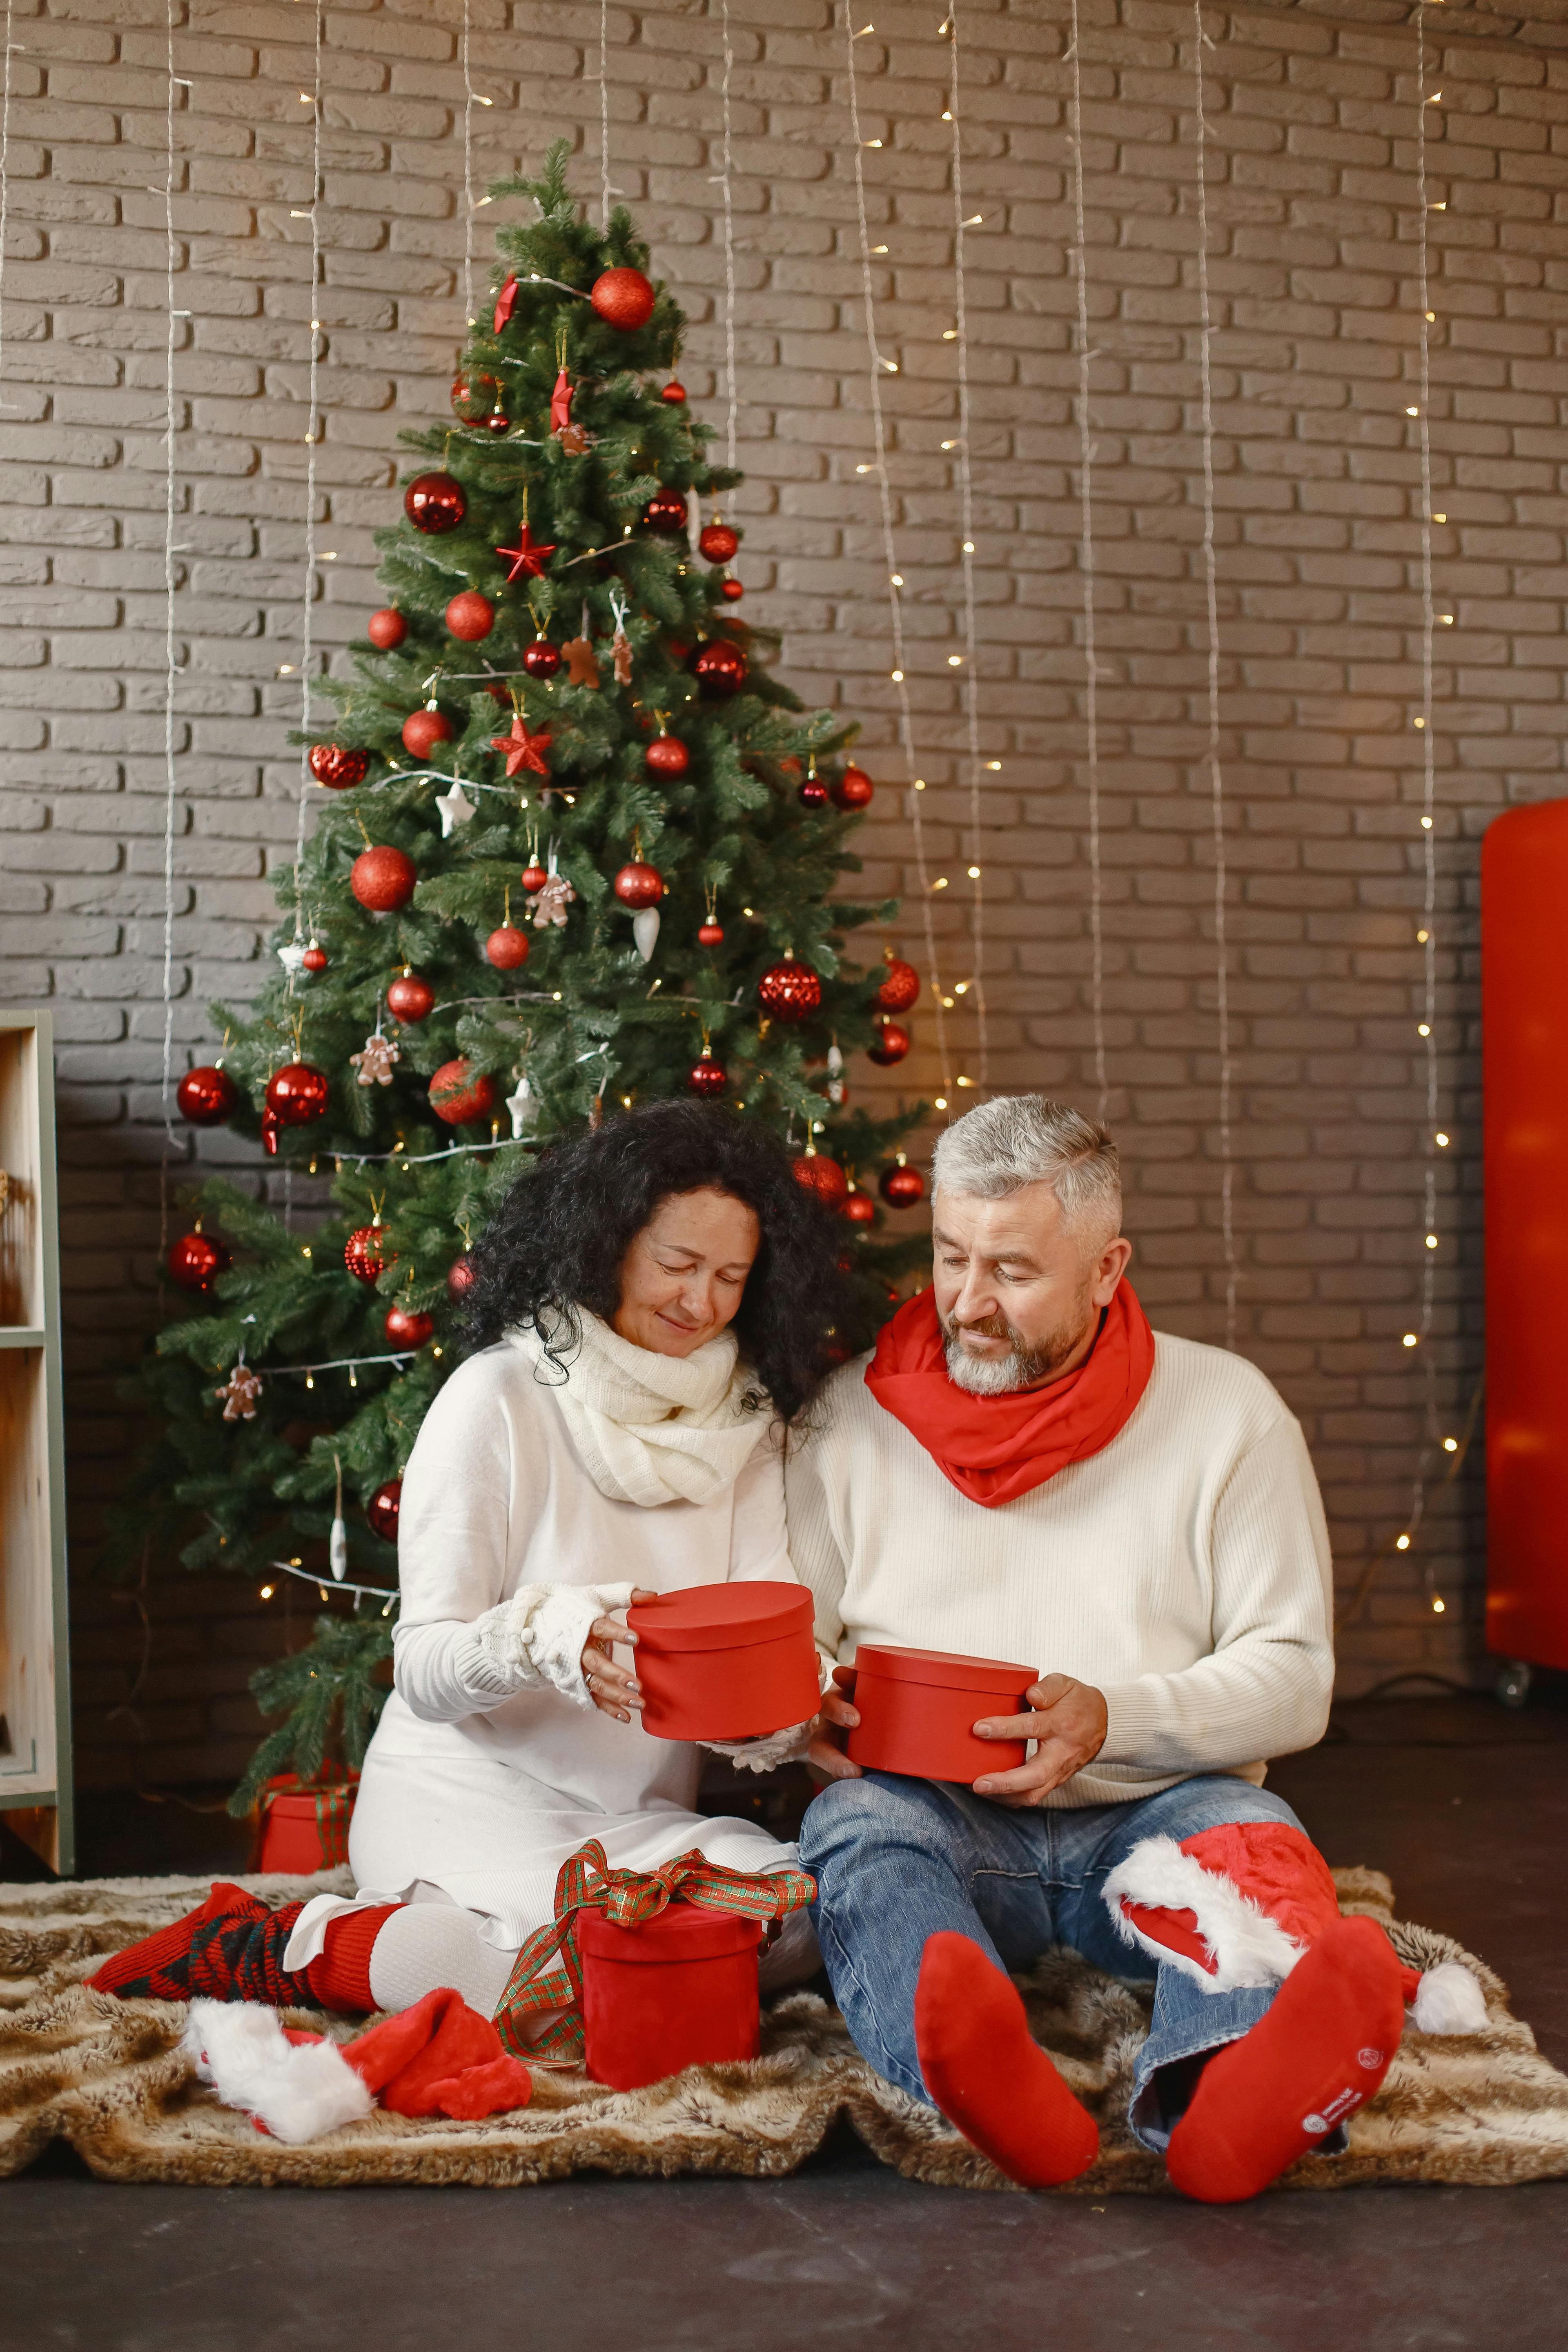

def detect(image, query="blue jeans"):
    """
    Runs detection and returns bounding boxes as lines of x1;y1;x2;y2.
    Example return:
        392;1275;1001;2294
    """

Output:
800;1771;1309;2154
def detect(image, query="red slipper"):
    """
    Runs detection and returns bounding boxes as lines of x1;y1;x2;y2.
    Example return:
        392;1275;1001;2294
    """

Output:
914;1931;1099;2189
1165;1914;1404;2203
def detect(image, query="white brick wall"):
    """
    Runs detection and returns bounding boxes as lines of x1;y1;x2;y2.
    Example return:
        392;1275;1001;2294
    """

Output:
1;0;1562;1783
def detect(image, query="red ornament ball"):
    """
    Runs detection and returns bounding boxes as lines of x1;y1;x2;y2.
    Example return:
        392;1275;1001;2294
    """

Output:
757;959;822;1023
308;743;371;791
799;775;829;811
792;1153;849;1208
168;1230;229;1292
446;1254;477;1302
429;1058;495;1126
485;924;531;970
520;860;549;895
833;764;875;811
697;919;725;948
301;944;329;974
687;1053;727;1100
445;589;494;642
401;707;452;761
483;407;510;435
876;955;920;1015
661;380;687;405
265;1062;331;1125
692;639;747;699
522;637;562;679
451;371;502;424
868;1018;912;1067
645;733;689;780
404;471;466;534
719;576;744;602
880;1162;926;1208
176;1065;238;1126
367;607;407;651
387;971;434;1023
842;1189;878;1226
351;845;417;913
384;1304;435;1350
367;1479;402;1544
344;1224;389;1285
590;266;656;331
699;521;739;564
613;861;664;910
643;487;688;535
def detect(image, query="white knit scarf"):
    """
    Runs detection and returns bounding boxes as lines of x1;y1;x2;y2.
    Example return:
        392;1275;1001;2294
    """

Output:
509;1310;768;1508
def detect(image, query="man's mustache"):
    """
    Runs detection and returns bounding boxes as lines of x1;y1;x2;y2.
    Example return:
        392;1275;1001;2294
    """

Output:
948;1311;1023;1345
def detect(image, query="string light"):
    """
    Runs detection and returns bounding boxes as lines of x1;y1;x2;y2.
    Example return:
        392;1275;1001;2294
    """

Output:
1069;0;1106;1120
290;0;325;953
158;6;183;1158
0;0;16;409
1194;4;1236;1350
844;1;951;1102
461;0;475;323
1407;0;1446;1622
720;0;738;477
599;0;612;228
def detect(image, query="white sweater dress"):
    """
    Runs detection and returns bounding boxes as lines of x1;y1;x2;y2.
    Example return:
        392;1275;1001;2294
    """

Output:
342;1327;802;1955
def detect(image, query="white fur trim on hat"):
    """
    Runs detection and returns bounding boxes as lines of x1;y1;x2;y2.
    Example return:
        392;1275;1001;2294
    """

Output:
181;2001;374;2145
1101;1834;1306;1994
1412;1959;1490;2035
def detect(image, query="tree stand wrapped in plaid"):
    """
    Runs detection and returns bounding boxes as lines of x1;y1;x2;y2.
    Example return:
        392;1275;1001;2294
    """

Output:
497;1840;815;2090
249;1771;359;1874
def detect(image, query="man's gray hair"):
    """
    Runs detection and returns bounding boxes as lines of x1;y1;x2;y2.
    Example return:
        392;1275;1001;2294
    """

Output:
930;1094;1122;1248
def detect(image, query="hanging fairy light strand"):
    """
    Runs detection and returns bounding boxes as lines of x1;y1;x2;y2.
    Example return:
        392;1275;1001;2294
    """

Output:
599;0;612;229
158;7;187;1161
0;0;16;409
943;3;988;1087
1399;0;1448;1616
461;0;476;325
290;0;326;947
845;11;952;1102
719;0;738;474
1192;6;1237;1350
1067;0;1106;1122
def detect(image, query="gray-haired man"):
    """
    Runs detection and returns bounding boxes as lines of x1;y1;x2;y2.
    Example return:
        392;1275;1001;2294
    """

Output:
788;1096;1412;2201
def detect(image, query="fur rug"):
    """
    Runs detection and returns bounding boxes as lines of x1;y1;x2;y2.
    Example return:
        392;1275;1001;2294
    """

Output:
2;1865;1565;2193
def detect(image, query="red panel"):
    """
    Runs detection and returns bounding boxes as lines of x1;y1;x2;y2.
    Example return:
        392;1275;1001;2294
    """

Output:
1483;799;1568;1670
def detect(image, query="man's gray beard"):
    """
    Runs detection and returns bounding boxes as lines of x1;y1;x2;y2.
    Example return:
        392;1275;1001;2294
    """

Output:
941;1305;1093;1396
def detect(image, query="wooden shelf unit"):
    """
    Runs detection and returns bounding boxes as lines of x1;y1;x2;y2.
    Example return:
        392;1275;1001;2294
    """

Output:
0;1011;73;1874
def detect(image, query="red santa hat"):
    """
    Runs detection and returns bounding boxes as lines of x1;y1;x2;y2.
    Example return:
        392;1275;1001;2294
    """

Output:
1102;1820;1488;2036
180;1986;533;2145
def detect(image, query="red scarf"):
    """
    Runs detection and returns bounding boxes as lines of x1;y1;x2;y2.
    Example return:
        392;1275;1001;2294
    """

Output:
864;1282;1156;1508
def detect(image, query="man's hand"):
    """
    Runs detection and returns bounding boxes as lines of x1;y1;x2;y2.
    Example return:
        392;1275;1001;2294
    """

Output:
581;1588;657;1722
806;1664;863;1784
971;1675;1108;1807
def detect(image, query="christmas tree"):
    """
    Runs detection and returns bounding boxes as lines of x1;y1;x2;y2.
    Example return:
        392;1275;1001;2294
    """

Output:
109;145;929;1813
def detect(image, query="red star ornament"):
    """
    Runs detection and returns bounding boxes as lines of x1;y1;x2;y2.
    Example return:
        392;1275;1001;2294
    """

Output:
550;368;573;437
495;522;557;584
494;274;519;332
490;714;554;777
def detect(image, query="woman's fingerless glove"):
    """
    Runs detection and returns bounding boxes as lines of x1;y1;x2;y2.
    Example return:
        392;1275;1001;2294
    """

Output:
471;1580;636;1711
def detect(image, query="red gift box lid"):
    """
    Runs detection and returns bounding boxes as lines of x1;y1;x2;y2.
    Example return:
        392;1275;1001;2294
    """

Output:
578;1900;766;1964
852;1642;1036;1695
628;1580;814;1657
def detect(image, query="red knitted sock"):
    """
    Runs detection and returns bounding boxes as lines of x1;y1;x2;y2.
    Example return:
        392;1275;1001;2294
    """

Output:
913;1931;1099;2189
1166;1916;1404;2204
306;1904;399;2014
89;1882;310;2007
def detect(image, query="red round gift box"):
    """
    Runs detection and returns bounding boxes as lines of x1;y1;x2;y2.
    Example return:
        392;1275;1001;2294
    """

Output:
579;1900;764;2090
627;1581;820;1742
844;1644;1037;1783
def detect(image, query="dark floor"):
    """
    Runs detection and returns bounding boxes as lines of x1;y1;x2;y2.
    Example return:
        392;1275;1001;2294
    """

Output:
5;1690;1568;2352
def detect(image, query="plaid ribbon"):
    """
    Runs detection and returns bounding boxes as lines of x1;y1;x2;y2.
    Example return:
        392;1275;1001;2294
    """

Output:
495;1839;816;2063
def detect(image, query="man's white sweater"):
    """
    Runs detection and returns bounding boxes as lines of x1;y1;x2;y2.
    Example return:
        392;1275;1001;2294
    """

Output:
782;1328;1334;1808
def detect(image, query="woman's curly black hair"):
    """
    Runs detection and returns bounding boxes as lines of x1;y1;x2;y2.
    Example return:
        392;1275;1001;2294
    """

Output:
461;1101;853;1425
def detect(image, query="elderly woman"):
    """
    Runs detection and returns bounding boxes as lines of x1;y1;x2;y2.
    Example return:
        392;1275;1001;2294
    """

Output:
93;1102;844;2027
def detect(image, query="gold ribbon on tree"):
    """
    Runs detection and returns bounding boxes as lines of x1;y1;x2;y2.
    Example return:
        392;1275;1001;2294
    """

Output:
495;1838;816;2062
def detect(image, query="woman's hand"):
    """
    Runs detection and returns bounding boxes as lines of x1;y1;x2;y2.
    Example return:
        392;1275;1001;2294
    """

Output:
806;1664;863;1784
581;1588;657;1721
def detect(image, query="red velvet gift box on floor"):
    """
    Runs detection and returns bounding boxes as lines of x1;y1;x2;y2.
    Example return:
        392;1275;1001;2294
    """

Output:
579;1901;764;2090
628;1581;820;1741
845;1645;1037;1783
